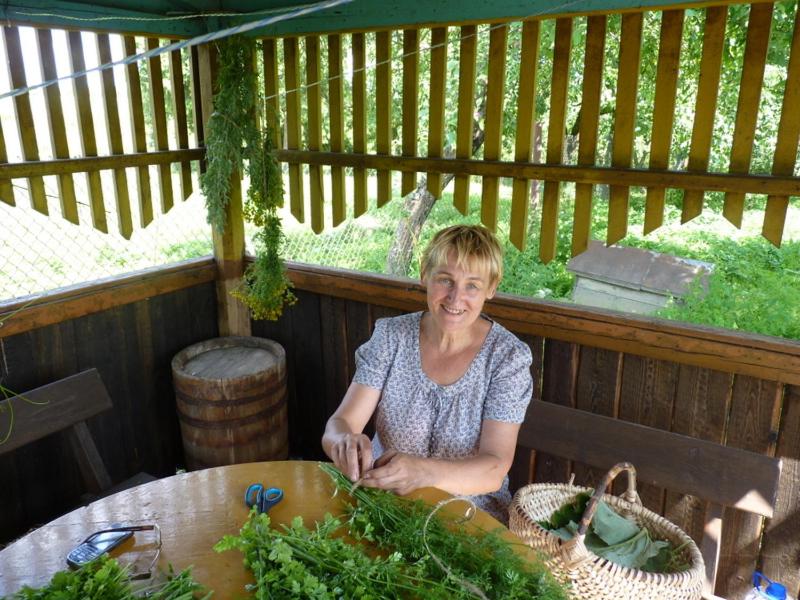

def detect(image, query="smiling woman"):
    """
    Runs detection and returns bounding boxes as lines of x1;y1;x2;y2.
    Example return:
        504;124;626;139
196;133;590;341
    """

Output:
321;225;534;523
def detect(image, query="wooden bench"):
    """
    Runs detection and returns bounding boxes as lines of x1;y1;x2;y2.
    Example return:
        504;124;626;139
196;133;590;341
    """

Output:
514;400;782;600
0;368;155;497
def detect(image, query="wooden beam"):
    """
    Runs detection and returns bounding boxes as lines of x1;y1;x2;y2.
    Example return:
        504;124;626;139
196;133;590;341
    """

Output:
426;27;448;199
0;149;203;178
146;37;174;213
97;33;133;239
305;35;324;233
275;149;800;197
197;43;250;338
169;47;193;201
4;27;47;215
763;1;800;247
351;32;368;217
67;30;106;232
375;30;392;207
723;2;773;228
540;18;572;263
327;34;346;226
124;35;154;227
607;12;643;245
571;15;605;256
401;28;420;197
36;28;78;224
644;9;684;234
453;25;477;214
285;262;800;385
510;20;540;251
0;258;216;338
262;38;282;152
0;119;13;205
481;24;508;231
283;37;305;223
681;6;727;223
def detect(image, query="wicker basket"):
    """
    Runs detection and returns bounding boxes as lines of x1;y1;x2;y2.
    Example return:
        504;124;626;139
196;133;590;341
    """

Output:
509;463;705;600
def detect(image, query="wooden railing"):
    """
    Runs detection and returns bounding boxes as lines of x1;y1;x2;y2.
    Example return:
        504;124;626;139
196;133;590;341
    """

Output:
2;2;798;256
261;2;800;259
0;27;204;238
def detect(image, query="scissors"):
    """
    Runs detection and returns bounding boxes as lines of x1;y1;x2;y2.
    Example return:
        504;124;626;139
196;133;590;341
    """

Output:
245;483;284;513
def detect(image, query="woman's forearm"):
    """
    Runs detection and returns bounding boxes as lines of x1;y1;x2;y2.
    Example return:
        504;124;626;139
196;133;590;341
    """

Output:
422;452;509;495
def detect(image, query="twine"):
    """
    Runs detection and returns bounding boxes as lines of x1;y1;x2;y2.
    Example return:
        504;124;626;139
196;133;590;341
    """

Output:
0;0;353;101
422;496;489;600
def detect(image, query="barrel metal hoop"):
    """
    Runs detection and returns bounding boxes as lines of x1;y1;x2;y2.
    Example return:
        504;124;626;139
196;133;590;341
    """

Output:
177;400;286;429
174;374;287;408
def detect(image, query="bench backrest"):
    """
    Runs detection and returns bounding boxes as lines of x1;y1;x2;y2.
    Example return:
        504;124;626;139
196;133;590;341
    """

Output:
516;400;782;597
0;369;113;491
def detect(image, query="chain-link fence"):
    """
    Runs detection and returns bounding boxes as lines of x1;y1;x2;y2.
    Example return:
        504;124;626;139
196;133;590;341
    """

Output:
1;172;212;301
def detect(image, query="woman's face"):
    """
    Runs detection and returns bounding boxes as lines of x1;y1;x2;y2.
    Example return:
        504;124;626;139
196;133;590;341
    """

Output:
424;251;497;334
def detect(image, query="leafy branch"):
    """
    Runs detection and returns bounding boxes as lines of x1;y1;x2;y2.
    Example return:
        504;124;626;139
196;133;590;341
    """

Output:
200;35;295;321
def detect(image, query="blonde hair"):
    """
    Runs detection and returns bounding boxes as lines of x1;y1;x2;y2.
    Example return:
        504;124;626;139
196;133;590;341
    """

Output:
420;225;503;286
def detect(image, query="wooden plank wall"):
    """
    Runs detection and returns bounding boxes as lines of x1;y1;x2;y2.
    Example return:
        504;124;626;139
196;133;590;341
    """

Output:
0;283;217;546
0;27;203;236
266;0;800;254
270;264;800;599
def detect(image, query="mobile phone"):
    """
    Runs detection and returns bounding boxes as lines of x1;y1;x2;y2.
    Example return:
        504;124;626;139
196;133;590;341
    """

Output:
66;526;134;568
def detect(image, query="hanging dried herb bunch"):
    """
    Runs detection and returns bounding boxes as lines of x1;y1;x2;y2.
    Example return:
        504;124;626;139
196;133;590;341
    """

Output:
200;35;295;320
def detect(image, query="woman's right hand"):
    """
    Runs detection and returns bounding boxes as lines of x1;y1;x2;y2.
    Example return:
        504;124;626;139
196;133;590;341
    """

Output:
330;433;373;481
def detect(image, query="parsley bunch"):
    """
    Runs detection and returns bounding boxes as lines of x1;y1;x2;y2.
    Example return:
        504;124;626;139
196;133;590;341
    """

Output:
216;464;568;599
3;556;207;599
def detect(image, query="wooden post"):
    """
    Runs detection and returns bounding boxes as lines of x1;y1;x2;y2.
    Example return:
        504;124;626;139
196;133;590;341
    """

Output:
197;43;251;337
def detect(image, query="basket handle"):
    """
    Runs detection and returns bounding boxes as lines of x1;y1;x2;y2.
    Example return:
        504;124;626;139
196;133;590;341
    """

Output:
575;462;641;538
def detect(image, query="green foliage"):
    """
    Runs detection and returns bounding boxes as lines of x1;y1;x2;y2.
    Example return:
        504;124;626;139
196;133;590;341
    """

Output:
538;494;689;574
200;35;294;321
620;212;800;340
320;463;568;600
161;239;214;262
2;556;206;600
217;464;568;599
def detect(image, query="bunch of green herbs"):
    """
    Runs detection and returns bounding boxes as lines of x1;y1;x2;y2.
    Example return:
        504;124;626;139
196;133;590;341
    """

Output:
200;35;294;321
216;464;568;599
215;511;468;599
2;555;207;600
537;492;690;573
320;463;567;599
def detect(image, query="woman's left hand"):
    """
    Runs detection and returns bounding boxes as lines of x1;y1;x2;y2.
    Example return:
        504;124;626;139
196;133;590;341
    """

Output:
361;450;431;495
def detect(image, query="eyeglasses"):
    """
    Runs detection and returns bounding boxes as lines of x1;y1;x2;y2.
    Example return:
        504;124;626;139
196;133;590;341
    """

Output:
80;524;161;580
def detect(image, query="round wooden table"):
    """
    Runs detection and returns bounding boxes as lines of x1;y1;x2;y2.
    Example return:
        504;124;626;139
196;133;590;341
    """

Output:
0;461;508;596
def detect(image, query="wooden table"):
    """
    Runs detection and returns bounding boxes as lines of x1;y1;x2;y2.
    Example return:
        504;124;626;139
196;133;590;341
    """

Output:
0;461;507;596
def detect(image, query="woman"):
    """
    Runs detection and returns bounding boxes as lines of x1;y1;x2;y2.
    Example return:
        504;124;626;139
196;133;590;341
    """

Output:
321;225;532;521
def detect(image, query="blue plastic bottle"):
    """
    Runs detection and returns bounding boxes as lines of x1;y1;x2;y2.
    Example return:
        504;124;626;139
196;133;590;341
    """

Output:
744;572;788;600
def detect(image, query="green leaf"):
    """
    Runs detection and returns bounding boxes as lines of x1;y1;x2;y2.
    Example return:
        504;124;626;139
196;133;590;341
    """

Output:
589;502;641;545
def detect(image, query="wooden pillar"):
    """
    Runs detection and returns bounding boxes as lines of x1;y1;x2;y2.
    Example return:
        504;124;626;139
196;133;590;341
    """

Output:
197;44;251;337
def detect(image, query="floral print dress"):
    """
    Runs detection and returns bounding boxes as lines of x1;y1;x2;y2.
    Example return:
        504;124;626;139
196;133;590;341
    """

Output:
353;311;533;522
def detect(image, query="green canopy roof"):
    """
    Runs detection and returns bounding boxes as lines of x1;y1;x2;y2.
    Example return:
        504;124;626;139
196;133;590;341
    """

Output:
2;0;731;37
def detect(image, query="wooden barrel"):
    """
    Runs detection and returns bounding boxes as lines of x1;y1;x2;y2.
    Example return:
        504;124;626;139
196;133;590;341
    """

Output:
171;336;288;470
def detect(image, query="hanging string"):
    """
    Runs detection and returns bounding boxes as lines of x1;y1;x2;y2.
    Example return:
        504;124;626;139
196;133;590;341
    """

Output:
13;2;328;23
1;0;588;104
0;0;353;100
